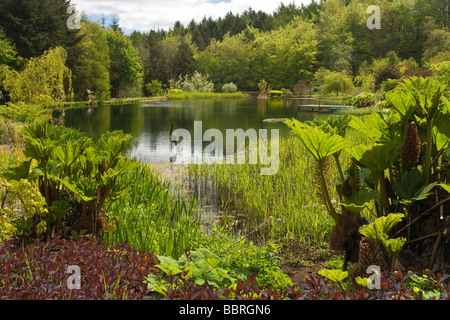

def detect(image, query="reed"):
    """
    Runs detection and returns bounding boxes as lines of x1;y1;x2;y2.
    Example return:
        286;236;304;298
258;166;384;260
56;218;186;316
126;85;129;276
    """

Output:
187;133;364;250
102;164;203;259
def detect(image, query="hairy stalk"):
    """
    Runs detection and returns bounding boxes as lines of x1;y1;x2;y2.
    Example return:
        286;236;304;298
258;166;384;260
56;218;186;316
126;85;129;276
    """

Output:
423;118;433;185
378;173;389;217
333;154;345;183
318;160;340;225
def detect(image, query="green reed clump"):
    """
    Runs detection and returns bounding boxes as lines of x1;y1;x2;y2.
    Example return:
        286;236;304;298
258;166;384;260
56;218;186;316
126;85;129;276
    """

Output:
102;164;203;259
188;134;362;250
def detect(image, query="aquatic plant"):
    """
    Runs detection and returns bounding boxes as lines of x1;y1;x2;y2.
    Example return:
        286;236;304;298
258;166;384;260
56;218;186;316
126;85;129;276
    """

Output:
102;164;202;259
1;121;137;240
287;76;450;275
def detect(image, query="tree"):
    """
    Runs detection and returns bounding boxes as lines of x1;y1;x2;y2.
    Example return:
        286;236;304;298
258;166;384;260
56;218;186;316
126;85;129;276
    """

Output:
107;30;144;98
198;32;256;90
145;80;163;96
322;70;354;96
254;17;318;89
316;0;355;71
0;0;79;59
71;21;111;101
109;16;123;33
174;39;197;78
423;27;450;62
0;28;23;70
0;46;73;103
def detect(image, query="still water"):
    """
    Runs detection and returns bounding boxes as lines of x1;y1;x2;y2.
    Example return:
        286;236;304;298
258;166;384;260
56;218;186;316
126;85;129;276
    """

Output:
64;97;335;163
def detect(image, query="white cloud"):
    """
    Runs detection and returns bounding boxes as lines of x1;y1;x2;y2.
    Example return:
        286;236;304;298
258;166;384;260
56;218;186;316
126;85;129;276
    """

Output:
71;0;311;32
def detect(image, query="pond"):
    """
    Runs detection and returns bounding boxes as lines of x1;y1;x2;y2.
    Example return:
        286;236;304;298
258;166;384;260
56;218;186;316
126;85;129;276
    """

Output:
64;97;344;232
64;97;340;164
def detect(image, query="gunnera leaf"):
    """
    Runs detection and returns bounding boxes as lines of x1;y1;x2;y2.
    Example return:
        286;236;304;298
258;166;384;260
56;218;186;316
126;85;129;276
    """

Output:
359;213;405;242
285;119;348;162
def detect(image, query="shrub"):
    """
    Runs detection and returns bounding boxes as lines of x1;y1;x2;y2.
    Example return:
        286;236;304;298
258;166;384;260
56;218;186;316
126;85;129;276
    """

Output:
222;82;237;93
0;178;47;241
2;122;138;241
374;64;402;91
168;89;183;94
381;79;401;92
189;226;293;290
0;117;21;144
145;80;163;97
0;103;52;123
268;90;283;98
169;72;214;93
349;93;376;108
182;82;195;92
0;47;73;104
322;71;354;96
0;236;159;300
430;61;450;86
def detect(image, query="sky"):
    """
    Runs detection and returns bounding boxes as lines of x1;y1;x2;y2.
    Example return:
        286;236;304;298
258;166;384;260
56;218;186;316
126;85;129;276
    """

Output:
71;0;312;33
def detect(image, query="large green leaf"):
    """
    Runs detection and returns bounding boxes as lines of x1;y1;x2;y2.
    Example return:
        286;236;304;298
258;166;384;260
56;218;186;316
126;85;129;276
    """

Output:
53;136;91;175
359;213;405;242
385;89;417;120
57;176;98;202
156;255;183;276
438;183;450;194
50;200;72;219
326;114;351;137
393;169;423;200
352;141;401;173
393;169;436;205
341;187;377;213
349;113;389;142
382;237;406;256
2;159;33;181
285;119;348;162
404;77;447;119
318;269;348;284
433;112;450;151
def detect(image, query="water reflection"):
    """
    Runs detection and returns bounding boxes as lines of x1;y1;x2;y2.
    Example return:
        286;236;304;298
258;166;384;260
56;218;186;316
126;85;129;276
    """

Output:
64;98;334;163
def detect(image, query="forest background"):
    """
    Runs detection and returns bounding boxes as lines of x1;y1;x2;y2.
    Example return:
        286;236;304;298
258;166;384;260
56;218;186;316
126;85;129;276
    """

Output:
0;0;449;103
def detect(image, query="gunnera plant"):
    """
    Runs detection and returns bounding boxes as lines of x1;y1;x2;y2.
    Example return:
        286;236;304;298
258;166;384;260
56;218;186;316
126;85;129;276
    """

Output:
402;121;421;168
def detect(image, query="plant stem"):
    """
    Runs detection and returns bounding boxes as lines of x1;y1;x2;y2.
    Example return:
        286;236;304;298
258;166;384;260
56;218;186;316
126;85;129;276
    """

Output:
391;254;398;272
423;117;433;185
378;173;389;217
334;154;345;182
319;160;340;225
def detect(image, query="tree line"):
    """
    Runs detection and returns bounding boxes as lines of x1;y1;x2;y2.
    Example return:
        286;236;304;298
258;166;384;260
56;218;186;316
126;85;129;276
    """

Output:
0;0;449;102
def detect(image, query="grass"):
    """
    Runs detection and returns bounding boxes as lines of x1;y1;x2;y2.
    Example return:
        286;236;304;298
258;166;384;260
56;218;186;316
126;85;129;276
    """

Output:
187;131;366;258
335;106;392;116
101;163;203;259
166;91;248;100
99;162;293;289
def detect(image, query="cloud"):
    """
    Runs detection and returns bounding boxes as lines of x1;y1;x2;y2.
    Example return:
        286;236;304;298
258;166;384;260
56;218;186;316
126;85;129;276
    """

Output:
71;0;309;32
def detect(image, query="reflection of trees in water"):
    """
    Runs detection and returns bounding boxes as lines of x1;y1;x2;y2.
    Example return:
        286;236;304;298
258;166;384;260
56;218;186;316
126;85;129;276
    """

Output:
65;98;326;163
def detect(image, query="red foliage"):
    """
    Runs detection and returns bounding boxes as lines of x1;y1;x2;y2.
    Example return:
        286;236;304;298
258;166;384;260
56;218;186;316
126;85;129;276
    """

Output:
1;237;450;300
0;236;159;300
